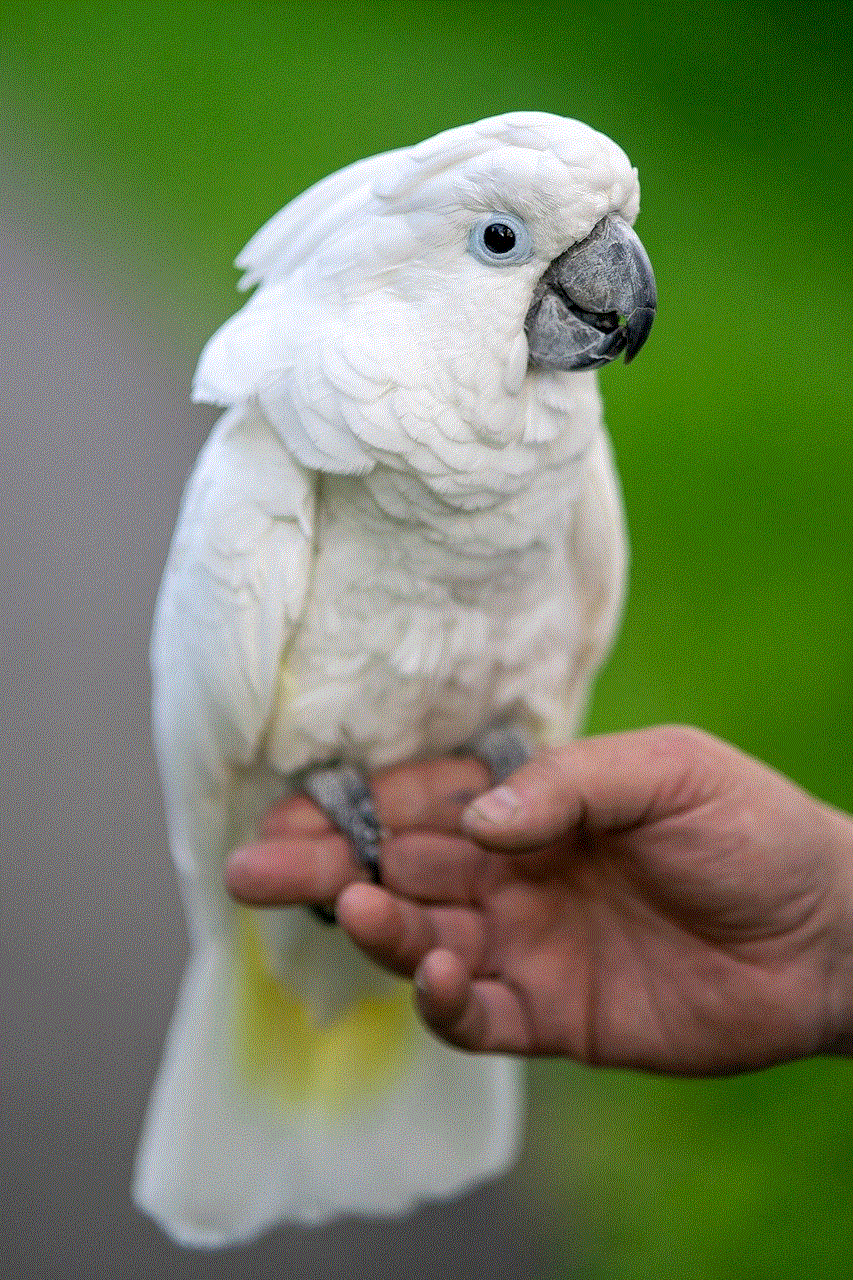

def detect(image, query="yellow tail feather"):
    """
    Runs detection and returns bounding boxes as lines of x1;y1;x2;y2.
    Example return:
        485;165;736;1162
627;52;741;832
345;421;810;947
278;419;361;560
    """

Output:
233;913;415;1115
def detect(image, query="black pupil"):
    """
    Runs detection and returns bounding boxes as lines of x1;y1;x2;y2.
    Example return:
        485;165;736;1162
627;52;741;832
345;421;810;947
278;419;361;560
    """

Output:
483;222;516;254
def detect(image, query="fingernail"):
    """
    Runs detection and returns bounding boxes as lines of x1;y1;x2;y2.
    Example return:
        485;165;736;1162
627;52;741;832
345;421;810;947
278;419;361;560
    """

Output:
461;785;520;829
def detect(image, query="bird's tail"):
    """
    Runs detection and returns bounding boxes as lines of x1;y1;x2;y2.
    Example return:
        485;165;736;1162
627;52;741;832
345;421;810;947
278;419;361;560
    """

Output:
133;911;522;1248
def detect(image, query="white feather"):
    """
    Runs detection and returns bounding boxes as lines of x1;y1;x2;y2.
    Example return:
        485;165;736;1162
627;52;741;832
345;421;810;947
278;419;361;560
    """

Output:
135;939;522;1247
235;150;398;289
140;112;638;1247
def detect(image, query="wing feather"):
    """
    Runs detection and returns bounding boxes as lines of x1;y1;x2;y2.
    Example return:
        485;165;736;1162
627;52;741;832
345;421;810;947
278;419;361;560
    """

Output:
151;404;315;882
235;150;399;290
546;427;628;742
572;428;628;661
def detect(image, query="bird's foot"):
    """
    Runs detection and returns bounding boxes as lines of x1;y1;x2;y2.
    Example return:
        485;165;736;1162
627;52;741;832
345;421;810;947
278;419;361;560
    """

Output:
462;720;533;784
296;727;529;924
296;762;384;925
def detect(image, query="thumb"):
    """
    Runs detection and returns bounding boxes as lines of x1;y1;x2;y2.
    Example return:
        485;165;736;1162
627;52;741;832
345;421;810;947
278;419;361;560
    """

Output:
460;726;725;848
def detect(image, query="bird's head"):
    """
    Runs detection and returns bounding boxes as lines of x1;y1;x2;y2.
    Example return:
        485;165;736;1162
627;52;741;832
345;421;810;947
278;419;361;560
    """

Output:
365;112;657;374
194;114;656;480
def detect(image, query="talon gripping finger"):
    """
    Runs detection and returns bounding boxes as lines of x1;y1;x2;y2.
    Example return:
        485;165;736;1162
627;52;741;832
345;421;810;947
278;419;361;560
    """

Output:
297;763;384;923
464;721;533;785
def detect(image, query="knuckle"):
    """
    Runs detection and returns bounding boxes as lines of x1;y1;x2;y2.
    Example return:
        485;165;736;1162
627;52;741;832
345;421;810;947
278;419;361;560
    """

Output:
312;838;348;899
521;745;582;822
644;725;730;811
525;744;575;795
386;901;428;974
647;724;713;761
530;744;572;777
374;763;429;828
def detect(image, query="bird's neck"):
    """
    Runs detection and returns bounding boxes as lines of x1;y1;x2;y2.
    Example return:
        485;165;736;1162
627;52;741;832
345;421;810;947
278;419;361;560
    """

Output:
319;437;594;571
361;366;600;523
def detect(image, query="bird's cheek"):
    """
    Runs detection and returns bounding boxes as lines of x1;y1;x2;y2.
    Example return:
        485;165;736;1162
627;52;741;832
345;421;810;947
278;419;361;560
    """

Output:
502;331;529;396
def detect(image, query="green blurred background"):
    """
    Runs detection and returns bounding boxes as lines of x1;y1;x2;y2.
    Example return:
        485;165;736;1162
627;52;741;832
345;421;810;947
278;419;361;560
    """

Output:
4;2;850;1276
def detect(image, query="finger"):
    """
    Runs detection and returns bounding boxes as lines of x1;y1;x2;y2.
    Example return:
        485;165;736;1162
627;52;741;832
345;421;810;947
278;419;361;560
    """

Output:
335;884;436;977
371;755;491;832
227;829;492;909
378;831;493;904
261;794;335;838
225;833;361;905
460;726;732;849
260;754;491;839
414;950;532;1053
335;883;485;979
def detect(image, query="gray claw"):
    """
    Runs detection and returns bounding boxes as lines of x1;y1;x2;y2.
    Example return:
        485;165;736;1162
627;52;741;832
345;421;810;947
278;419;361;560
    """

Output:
464;721;533;784
297;763;384;924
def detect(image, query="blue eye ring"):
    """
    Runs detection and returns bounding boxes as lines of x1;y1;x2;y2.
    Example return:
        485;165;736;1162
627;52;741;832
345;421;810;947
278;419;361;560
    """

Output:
468;213;534;265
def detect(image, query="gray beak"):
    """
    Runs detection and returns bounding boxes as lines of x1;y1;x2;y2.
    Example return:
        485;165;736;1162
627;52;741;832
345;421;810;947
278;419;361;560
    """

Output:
525;215;657;371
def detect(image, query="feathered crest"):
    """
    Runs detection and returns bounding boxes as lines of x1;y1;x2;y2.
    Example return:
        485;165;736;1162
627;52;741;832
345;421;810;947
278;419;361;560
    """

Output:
233;113;626;291
235;149;397;290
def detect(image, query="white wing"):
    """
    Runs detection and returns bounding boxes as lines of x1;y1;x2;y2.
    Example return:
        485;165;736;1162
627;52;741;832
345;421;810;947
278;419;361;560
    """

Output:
548;426;628;742
151;402;315;908
141;399;522;1247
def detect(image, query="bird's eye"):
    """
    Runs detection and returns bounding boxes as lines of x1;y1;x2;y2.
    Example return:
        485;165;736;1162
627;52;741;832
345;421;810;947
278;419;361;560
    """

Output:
468;213;534;265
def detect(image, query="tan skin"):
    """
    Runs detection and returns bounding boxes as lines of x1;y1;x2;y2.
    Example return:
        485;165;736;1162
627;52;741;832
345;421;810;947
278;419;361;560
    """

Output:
226;727;853;1075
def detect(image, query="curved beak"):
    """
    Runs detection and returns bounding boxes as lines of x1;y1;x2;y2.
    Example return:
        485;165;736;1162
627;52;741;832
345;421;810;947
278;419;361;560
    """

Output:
525;215;657;371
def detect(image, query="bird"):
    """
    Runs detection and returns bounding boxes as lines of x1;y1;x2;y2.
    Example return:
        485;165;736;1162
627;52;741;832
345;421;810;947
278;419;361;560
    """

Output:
133;111;656;1247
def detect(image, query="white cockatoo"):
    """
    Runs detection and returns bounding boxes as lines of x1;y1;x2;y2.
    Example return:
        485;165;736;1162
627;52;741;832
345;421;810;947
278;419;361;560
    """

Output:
134;111;656;1247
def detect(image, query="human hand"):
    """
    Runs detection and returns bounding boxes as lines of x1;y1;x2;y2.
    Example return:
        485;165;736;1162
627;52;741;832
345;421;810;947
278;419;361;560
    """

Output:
226;728;853;1074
